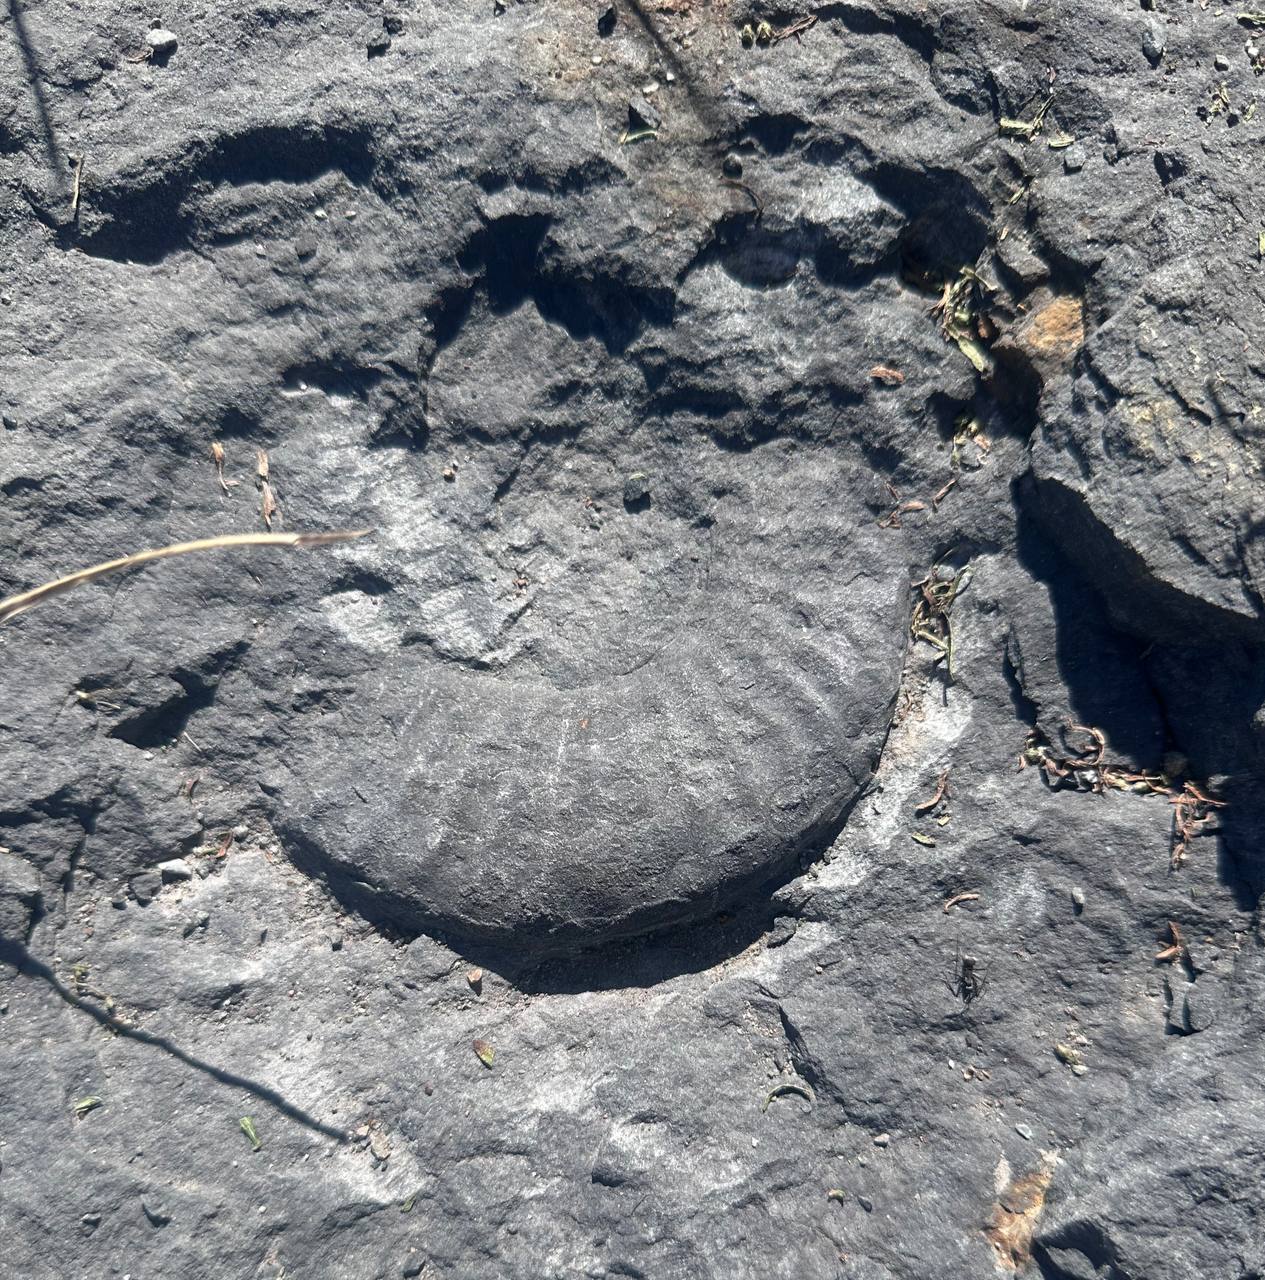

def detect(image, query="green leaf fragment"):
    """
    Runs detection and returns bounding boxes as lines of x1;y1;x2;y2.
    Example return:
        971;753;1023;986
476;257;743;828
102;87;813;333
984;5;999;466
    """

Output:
954;335;993;373
473;1038;495;1068
619;126;658;145
400;1193;418;1214
762;1081;816;1112
1238;12;1265;28
240;1116;262;1151
73;1096;103;1118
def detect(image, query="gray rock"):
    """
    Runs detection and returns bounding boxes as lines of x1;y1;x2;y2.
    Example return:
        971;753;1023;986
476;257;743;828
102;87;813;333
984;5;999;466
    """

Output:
1;1;1263;1277
157;859;193;882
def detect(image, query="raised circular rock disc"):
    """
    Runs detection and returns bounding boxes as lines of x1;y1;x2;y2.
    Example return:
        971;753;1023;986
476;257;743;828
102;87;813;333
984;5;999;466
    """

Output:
268;301;910;955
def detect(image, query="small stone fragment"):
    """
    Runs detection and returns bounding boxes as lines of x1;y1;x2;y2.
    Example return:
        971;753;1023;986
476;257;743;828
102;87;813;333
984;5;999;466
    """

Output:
1070;886;1085;913
1215;53;1232;72
1062;143;1086;173
145;28;179;59
467;967;484;993
157;858;193;882
130;871;161;904
623;472;651;505
722;153;743;178
858;1195;874;1212
1141;22;1165;66
873;1132;890;1148
142;1199;172;1227
1015;1123;1033;1141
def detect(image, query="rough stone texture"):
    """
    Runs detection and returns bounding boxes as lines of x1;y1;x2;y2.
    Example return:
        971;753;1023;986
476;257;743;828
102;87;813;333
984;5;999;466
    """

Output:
3;1;1265;1277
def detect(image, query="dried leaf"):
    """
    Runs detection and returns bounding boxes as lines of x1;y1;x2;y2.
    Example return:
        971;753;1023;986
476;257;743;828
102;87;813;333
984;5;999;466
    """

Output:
239;1116;262;1150
473;1038;495;1068
0;530;371;626
911;832;937;847
943;892;980;914
1053;1043;1084;1068
255;449;270;480
954;334;993;373
761;1081;815;1112
868;364;906;385
260;481;279;530
467;968;484;992
73;1096;103;1118
914;769;950;814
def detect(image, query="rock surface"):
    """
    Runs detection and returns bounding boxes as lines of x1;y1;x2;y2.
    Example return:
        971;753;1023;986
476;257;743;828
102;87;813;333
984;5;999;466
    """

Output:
2;1;1264;1277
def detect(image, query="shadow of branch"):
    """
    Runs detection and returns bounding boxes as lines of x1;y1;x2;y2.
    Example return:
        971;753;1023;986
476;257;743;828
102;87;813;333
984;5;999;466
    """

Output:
0;934;350;1145
7;0;66;184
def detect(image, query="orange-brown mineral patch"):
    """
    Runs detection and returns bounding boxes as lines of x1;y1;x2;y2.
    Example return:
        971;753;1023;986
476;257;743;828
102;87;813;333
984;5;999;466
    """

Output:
1021;295;1085;361
985;1156;1057;1271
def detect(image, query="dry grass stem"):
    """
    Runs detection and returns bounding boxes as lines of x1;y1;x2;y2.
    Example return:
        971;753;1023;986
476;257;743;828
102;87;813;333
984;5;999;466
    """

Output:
0;530;371;626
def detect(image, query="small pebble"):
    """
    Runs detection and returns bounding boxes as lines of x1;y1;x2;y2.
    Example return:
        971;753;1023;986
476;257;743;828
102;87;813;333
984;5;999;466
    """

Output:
1071;886;1085;912
665;70;676;82
1062;143;1087;174
1015;1123;1033;1141
1215;53;1232;71
157;858;193;882
623;471;651;504
1071;1063;1089;1077
145;28;178;58
642;81;660;94
81;1212;102;1227
858;1195;874;1213
873;1133;890;1148
1141;21;1165;66
592;55;602;66
314;208;328;220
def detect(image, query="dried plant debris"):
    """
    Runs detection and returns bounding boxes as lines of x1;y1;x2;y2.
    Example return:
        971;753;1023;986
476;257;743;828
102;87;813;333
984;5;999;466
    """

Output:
741;15;817;46
256;449;280;529
1170;781;1226;869
72;1096;103;1119
869;364;906;386
210;441;237;494
1019;724;1168;796
473;1038;495;1068
239;1116;263;1151
931;267;997;372
0;530;370;626
761;1081;815;1112
1019;727;1227;867
1154;920;1188;964
915;769;951;817
909;560;972;678
999;93;1054;141
950;416;991;471
943;892;979;914
878;481;926;529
